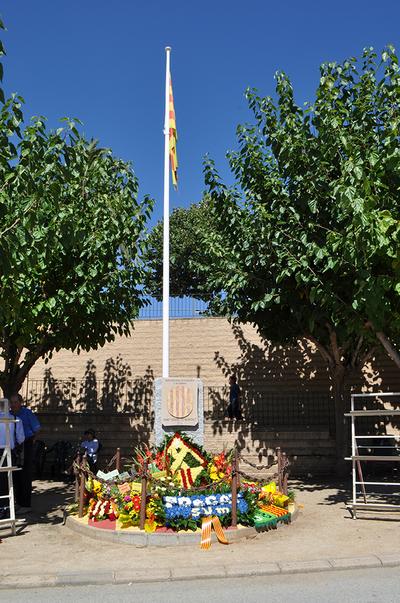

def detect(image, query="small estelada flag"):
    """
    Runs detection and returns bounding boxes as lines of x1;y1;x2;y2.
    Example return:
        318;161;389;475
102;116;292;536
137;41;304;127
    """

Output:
169;77;178;188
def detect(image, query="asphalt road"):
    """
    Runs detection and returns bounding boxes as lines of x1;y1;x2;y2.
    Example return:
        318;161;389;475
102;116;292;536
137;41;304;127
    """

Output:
1;567;399;603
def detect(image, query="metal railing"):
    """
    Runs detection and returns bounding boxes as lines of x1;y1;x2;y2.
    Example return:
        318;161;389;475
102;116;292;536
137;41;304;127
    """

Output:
204;387;335;433
25;378;335;432
138;296;210;320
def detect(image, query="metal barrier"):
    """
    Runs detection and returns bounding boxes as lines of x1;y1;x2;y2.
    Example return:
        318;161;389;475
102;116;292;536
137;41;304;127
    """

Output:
204;387;335;433
138;296;209;320
25;378;335;432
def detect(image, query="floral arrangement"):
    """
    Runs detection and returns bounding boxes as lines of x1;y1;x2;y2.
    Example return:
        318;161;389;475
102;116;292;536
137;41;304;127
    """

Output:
164;492;248;522
208;451;233;482
81;432;292;533
88;498;119;522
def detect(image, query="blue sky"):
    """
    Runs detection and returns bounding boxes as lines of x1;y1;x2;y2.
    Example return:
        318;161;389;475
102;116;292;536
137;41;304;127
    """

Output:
2;1;400;225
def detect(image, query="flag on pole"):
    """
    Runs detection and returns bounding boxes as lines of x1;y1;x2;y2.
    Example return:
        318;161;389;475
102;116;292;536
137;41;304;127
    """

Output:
169;77;178;187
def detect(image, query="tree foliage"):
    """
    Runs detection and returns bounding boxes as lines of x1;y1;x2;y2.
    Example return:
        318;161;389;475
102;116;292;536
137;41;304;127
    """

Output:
0;23;152;395
145;199;214;300
203;47;400;457
205;47;400;357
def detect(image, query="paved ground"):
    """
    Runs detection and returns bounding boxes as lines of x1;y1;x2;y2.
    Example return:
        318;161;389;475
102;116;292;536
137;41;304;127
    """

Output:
0;478;399;584
2;567;400;603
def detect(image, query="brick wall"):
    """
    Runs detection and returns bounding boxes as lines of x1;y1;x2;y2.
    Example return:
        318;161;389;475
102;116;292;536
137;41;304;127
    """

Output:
27;317;400;394
35;411;336;476
27;318;400;476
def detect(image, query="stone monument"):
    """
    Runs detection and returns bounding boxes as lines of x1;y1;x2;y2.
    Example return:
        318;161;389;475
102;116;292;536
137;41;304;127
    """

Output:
154;377;204;446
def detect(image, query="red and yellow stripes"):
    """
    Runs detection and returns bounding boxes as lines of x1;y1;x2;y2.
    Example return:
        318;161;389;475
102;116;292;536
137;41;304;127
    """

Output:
169;76;178;187
200;516;230;549
200;517;212;549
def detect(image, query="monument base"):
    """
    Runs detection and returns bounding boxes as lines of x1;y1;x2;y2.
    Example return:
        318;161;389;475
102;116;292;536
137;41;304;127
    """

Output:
153;377;204;446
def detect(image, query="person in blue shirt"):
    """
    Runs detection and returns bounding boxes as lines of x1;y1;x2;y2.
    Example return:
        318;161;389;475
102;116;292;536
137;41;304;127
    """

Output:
10;393;41;513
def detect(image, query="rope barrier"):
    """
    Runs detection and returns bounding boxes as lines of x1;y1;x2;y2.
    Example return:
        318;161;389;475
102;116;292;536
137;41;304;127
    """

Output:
238;455;278;471
74;448;291;495
238;469;279;482
104;453;117;469
74;460;233;493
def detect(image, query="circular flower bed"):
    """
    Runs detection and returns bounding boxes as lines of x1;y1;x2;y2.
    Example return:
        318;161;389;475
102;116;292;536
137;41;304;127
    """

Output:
74;432;294;535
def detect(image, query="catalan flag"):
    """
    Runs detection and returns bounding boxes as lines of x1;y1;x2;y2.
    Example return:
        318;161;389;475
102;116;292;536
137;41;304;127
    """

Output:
169;77;178;187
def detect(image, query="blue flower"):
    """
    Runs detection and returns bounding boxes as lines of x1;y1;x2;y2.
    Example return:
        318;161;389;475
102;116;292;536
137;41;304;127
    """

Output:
237;500;248;513
180;506;192;519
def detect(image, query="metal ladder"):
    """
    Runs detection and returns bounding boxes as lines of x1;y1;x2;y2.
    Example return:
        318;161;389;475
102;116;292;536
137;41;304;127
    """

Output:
0;398;21;536
345;392;400;519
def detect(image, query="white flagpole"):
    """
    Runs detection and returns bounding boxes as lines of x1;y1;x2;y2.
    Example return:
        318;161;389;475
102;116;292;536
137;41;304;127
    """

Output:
162;47;171;378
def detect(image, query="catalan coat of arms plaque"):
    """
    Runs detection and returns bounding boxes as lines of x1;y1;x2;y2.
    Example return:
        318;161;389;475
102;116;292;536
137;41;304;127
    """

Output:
161;379;199;427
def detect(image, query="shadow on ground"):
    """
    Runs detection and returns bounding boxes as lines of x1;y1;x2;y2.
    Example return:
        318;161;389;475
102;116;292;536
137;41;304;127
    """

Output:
29;479;75;526
291;473;400;509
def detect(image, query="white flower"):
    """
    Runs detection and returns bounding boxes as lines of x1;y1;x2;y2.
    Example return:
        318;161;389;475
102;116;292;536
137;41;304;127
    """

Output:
220;494;230;503
164;496;177;504
192;498;203;507
178;496;192;507
205;495;217;506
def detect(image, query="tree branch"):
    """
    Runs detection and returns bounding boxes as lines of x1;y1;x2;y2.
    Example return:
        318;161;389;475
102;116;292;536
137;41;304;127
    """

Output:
304;333;333;366
360;345;378;367
375;332;400;370
326;323;342;365
365;321;400;370
351;335;364;368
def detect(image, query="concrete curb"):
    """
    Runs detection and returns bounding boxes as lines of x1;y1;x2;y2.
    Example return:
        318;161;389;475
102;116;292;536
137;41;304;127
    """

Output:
65;515;259;546
64;504;299;547
0;553;399;589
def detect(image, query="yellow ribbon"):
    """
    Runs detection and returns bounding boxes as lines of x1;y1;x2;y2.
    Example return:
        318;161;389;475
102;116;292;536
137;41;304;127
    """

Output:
200;516;229;549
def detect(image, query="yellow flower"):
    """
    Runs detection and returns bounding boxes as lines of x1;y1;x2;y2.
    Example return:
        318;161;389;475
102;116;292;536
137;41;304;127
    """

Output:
93;480;102;494
209;464;224;481
273;493;289;507
261;481;277;494
144;519;157;533
85;478;93;491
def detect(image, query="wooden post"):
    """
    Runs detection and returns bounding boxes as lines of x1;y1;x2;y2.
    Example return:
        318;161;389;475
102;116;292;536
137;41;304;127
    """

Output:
78;453;87;518
115;448;121;472
74;451;82;503
276;447;282;492
139;460;148;530
231;448;238;528
236;449;240;489
282;451;288;495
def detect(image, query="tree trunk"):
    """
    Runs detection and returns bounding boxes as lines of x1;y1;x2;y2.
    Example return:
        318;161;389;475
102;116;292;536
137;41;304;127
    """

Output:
1;348;40;399
1;374;26;398
330;363;348;476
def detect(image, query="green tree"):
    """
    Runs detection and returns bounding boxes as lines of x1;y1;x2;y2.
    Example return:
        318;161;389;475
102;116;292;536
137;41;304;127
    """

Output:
0;22;152;396
203;47;400;462
145;199;214;300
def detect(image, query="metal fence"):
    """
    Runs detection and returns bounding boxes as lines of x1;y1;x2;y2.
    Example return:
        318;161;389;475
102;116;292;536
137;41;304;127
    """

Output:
25;378;335;433
204;387;335;433
138;296;209;320
25;377;153;416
